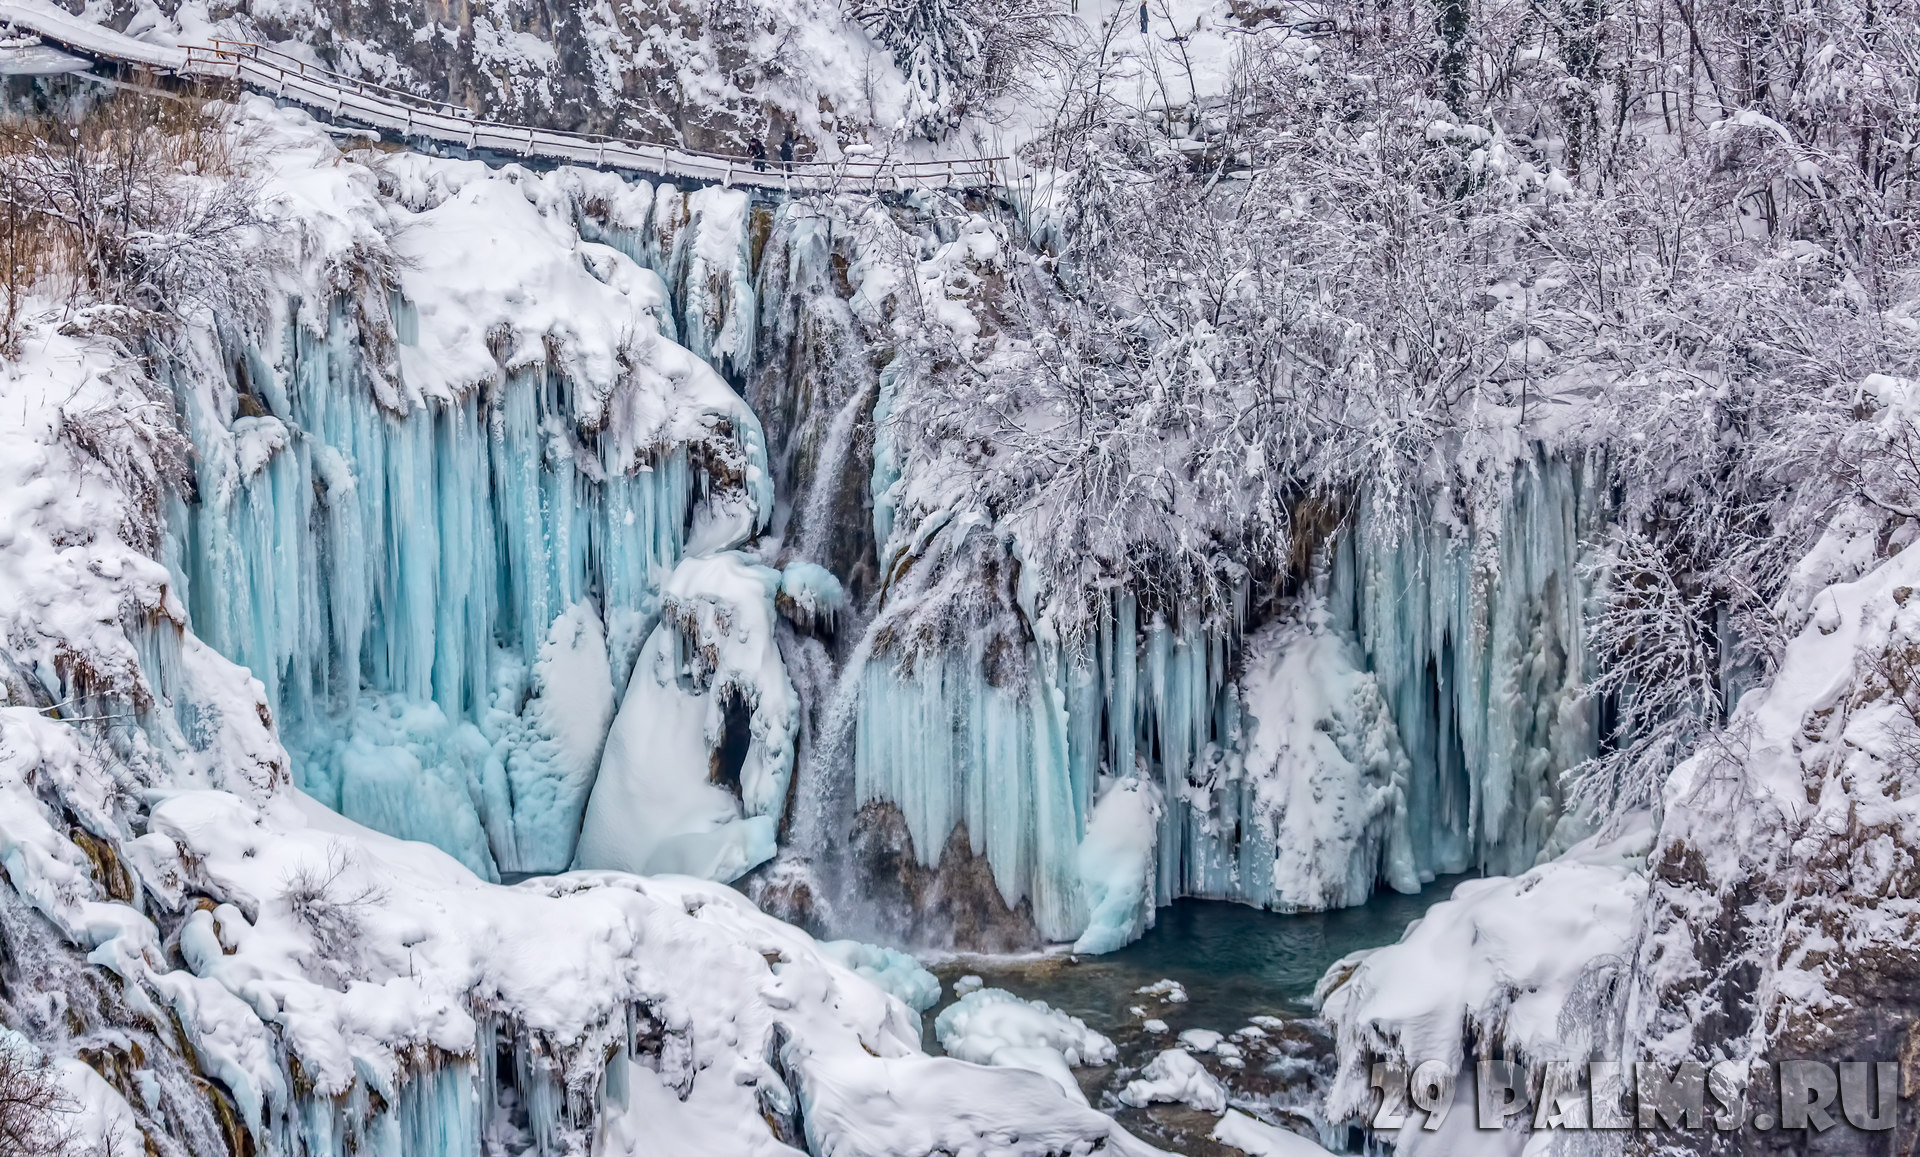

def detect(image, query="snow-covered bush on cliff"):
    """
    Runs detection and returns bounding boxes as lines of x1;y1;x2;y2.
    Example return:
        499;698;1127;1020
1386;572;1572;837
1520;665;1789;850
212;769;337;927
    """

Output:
850;0;1068;139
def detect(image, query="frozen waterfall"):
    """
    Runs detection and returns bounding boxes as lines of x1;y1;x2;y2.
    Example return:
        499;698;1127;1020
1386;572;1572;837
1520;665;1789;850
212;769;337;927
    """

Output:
159;144;1603;954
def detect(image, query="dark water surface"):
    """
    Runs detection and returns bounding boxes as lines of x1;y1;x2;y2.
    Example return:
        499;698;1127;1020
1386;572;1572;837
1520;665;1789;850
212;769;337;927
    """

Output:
928;875;1472;1040
923;877;1474;1154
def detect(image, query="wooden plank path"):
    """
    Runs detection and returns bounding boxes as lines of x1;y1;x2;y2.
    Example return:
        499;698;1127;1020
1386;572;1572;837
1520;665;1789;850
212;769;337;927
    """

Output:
0;0;1009;191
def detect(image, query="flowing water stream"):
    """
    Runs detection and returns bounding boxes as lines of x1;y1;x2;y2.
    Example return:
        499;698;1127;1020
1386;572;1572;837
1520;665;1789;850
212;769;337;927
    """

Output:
923;876;1474;1154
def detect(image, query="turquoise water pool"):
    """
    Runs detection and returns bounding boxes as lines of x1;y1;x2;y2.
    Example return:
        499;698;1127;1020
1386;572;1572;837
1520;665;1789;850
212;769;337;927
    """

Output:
924;877;1473;1154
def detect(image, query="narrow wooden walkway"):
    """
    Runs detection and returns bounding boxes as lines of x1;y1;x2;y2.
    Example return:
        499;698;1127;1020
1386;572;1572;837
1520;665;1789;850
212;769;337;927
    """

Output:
0;0;1009;191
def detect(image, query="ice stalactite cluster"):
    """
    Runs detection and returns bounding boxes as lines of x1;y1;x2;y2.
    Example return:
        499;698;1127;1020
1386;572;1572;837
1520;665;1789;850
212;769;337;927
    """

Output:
845;466;1594;952
162;117;781;881
730;194;1608;953
1326;453;1603;883
0;102;1167;1157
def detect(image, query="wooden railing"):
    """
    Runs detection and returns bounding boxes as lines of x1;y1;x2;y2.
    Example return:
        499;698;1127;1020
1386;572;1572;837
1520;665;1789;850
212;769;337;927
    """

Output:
166;38;1008;192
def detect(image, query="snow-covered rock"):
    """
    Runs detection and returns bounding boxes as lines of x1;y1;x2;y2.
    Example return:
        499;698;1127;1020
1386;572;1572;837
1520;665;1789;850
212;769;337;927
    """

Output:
1316;828;1648;1124
935;988;1116;1101
1629;530;1920;1127
575;551;796;881
1119;1048;1227;1113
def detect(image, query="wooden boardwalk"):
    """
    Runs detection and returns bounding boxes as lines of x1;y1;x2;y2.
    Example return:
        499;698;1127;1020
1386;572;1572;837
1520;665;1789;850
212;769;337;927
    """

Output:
0;0;1009;191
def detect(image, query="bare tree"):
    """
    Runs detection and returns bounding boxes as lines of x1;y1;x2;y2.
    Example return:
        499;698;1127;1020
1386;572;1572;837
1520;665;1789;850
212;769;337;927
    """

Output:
0;81;274;349
0;1045;76;1157
851;0;1072;138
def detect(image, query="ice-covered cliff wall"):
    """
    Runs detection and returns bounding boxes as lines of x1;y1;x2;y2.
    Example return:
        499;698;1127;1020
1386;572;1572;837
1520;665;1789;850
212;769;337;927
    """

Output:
830;462;1596;952
148;93;1599;954
749;196;1606;953
0;97;1173;1157
159;114;787;880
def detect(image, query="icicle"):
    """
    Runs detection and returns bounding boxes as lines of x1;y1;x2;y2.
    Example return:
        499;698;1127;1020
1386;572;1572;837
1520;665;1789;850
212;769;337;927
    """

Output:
166;275;745;876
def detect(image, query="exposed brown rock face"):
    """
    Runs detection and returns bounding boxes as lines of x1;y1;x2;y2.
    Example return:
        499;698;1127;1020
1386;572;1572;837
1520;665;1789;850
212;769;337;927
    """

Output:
848;800;1043;952
1627;630;1920;1155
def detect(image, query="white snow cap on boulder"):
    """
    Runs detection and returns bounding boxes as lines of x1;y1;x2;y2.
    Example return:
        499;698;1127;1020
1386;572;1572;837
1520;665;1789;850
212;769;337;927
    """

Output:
1120;1048;1227;1113
935;987;1117;1103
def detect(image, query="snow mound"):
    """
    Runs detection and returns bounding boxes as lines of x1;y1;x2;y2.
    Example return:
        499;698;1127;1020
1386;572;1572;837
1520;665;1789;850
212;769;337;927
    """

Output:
935;987;1117;1102
1119;1048;1227;1113
1074;776;1162;953
1136;978;1188;1003
935;988;1118;1068
1211;1109;1334;1156
1177;1028;1223;1052
1316;827;1649;1122
575;551;796;881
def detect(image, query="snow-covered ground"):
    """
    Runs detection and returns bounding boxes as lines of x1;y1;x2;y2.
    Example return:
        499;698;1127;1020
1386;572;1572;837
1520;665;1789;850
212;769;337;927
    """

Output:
6;0;1917;1145
0;99;1179;1157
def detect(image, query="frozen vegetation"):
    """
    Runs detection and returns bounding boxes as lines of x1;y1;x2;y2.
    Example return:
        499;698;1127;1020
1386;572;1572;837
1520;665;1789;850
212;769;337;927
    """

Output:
3;0;1920;1150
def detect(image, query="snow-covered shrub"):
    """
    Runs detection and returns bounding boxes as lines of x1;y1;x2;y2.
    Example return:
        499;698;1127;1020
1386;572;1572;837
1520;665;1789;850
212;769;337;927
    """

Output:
851;0;1068;138
279;846;386;986
0;84;272;349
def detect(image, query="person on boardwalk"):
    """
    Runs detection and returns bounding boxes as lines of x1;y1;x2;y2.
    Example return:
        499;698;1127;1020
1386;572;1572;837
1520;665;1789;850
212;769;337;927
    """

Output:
779;129;795;170
749;137;768;171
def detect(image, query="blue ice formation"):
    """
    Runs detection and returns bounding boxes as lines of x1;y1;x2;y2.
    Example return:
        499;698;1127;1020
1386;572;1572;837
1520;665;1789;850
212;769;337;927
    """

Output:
158;157;1599;954
850;455;1600;948
817;940;943;1012
164;261;773;879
